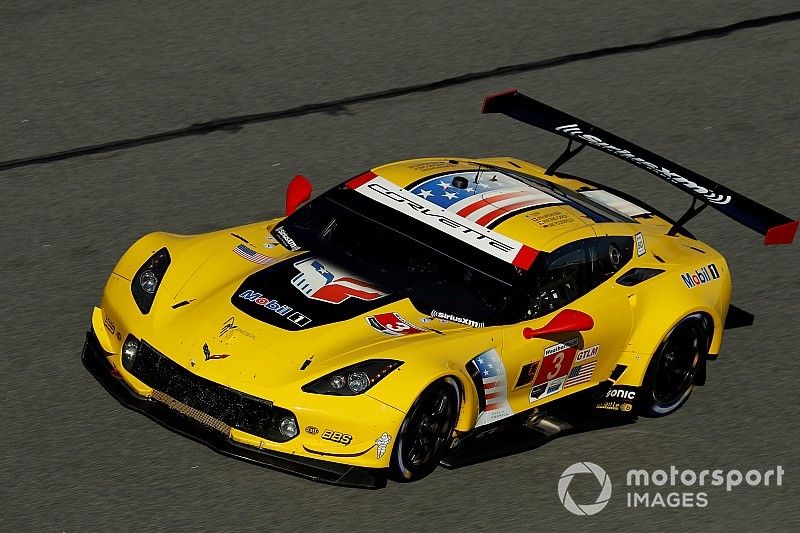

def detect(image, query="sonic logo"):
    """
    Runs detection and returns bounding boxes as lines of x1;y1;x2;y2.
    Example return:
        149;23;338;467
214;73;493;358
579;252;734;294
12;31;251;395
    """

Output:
291;258;387;304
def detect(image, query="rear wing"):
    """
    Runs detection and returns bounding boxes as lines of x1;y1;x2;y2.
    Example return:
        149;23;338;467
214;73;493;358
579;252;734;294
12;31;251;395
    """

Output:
482;90;798;245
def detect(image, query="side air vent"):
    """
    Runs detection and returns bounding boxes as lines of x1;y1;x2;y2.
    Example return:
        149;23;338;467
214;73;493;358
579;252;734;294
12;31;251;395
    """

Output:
616;268;665;286
610;364;627;381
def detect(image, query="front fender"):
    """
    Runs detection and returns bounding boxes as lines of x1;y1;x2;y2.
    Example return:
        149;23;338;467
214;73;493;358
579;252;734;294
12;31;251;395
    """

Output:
367;364;479;434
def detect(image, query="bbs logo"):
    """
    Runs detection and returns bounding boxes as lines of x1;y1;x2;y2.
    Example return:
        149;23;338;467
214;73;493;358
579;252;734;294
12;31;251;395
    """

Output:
322;429;352;445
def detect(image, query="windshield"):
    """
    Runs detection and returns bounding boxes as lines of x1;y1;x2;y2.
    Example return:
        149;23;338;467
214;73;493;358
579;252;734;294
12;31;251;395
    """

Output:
277;187;522;326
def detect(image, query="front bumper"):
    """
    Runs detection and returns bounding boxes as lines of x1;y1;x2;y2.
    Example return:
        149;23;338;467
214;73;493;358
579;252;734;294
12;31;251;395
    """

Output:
82;330;386;489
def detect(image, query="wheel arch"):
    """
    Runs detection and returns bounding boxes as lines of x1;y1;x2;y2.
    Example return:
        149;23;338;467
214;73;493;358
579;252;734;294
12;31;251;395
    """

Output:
616;309;717;388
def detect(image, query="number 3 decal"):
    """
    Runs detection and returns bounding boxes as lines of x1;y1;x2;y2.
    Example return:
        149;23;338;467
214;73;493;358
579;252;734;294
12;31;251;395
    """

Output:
547;352;564;380
534;345;578;385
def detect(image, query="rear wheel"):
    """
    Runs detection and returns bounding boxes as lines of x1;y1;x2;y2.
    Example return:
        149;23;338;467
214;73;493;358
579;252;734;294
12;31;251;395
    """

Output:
640;314;709;417
390;377;460;482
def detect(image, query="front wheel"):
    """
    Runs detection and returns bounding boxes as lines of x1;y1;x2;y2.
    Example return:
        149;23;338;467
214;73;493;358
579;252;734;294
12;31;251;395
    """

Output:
390;377;460;482
640;314;709;417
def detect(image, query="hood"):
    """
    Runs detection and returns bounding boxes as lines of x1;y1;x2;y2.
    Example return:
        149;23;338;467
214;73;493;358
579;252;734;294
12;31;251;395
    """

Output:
231;252;402;331
149;237;467;395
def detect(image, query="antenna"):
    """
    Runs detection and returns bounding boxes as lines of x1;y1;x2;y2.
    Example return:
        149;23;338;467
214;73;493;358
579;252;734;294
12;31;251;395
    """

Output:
474;161;483;192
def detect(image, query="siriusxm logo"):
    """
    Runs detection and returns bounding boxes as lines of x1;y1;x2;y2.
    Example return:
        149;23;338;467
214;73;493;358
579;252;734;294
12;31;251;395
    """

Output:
555;124;732;205
681;264;720;289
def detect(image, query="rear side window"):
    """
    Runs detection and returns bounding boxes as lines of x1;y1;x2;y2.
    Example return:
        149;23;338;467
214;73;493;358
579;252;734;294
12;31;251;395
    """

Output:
525;239;593;318
590;236;634;286
523;235;634;319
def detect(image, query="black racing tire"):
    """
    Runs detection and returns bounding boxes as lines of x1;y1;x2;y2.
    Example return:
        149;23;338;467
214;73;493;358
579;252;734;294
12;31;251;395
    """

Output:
640;314;710;418
390;377;460;482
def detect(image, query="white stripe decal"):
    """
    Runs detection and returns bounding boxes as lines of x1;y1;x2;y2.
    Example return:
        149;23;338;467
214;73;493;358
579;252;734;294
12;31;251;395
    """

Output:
580;189;650;217
351;175;536;268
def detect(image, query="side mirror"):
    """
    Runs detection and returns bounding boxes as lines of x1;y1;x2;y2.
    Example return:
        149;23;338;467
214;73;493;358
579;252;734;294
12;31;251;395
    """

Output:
523;309;594;339
285;175;313;216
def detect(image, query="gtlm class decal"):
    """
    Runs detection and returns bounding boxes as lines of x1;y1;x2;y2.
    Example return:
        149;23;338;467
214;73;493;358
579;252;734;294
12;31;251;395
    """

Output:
681;263;720;289
555;124;732;205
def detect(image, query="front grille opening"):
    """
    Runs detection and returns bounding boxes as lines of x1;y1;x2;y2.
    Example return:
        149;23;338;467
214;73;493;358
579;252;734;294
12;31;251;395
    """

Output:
124;342;286;441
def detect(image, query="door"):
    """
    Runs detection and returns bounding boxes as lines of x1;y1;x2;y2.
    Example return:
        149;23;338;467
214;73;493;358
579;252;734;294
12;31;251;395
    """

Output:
501;236;635;414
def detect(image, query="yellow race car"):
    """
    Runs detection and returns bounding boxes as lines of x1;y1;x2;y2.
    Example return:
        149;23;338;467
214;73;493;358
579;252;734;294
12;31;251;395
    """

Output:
82;90;798;488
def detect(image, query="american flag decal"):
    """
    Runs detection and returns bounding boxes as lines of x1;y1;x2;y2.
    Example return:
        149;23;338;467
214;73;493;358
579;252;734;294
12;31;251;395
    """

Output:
564;361;597;388
233;244;277;266
469;348;514;427
407;170;562;228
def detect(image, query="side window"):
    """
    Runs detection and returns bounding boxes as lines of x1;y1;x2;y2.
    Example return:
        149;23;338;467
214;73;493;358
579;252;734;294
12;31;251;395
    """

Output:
590;236;634;286
527;239;593;318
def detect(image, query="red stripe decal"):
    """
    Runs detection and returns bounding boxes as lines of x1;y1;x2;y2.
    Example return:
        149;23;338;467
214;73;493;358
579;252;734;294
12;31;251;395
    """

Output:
512;245;538;270
345;171;377;189
475;199;544;226
764;220;799;245
456;190;530;217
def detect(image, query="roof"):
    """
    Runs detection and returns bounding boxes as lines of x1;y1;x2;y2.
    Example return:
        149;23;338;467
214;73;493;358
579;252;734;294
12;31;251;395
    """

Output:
370;157;650;252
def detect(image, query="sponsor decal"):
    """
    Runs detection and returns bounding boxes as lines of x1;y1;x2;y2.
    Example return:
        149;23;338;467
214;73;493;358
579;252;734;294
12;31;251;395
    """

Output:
681;263;720;288
580;189;651;218
375;432;391;459
530;339;579;402
232;244;277;266
530;376;566;401
238;289;312;327
529;383;547;401
273;226;300;251
514;361;539;388
606;388;636;400
321;429;352;445
546;376;566;395
305;426;319;435
286;311;312;328
348;174;537;269
526;209;576;228
596;401;633;412
264;235;279;249
555;124;732;205
635;232;646;256
291;257;386;304
367;312;427;336
468;348;514;427
202;342;229;361
564;361;597;388
575;344;599;363
544;338;580;358
103;314;115;335
430;310;484;328
597;386;638;412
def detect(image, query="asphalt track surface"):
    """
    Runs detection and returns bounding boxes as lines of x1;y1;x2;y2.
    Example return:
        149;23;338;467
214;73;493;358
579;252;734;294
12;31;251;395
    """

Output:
1;2;798;531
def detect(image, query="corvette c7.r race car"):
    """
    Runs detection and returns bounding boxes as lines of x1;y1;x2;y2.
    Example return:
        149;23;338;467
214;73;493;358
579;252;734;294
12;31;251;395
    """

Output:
82;91;798;488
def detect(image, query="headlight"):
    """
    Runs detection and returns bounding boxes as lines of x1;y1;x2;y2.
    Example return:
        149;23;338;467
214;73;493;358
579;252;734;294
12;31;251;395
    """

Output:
121;335;140;370
302;359;403;396
131;247;171;314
